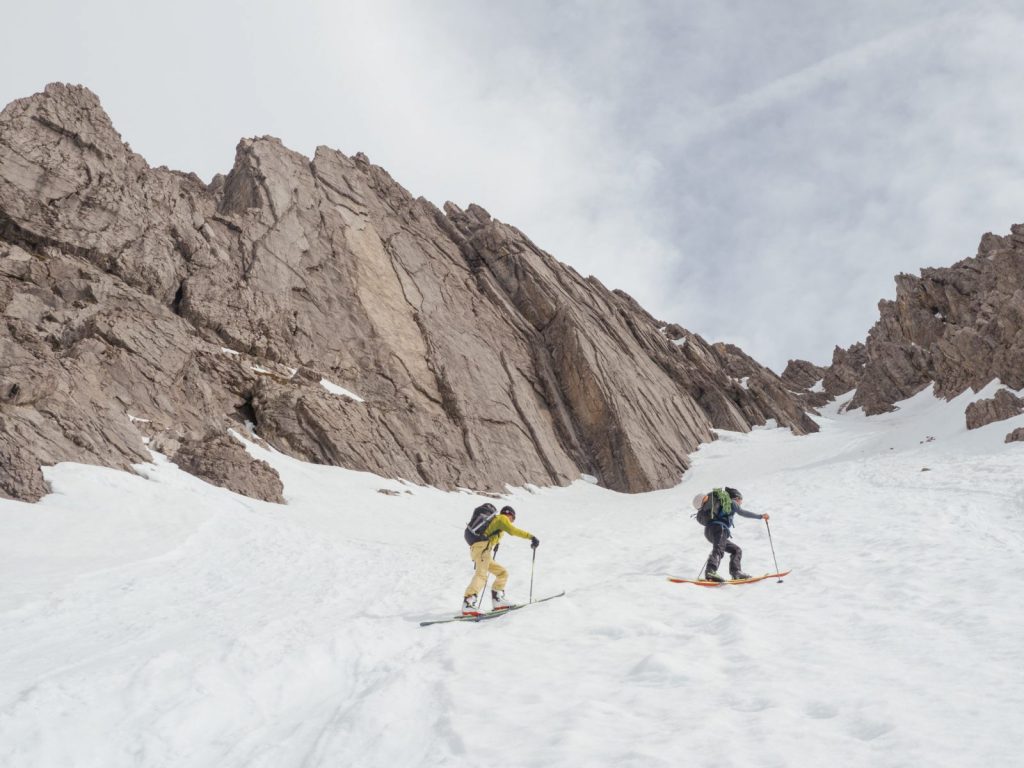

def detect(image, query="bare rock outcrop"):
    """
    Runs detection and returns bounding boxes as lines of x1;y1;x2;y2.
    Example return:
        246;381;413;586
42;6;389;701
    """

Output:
965;389;1024;430
650;326;818;435
780;359;825;391
0;84;817;501
1005;427;1024;443
173;432;285;503
822;343;868;398
699;344;819;434
780;359;830;409
814;224;1024;415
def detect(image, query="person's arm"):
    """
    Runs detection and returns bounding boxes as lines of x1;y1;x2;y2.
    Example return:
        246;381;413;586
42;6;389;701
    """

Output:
493;515;533;540
734;505;768;520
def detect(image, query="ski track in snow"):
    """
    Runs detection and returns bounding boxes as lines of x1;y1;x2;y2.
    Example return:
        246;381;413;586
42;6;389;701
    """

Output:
2;386;1023;767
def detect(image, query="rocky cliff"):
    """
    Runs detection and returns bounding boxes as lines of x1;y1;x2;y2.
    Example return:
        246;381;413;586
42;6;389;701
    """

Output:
0;84;817;502
784;224;1024;437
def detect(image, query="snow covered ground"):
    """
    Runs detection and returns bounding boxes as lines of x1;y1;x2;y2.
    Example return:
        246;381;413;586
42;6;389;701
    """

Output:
2;385;1023;767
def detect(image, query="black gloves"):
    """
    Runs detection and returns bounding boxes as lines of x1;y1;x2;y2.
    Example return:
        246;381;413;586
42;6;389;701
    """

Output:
531;536;540;549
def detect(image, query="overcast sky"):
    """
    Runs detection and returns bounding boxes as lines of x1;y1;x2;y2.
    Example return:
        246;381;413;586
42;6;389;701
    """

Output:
4;1;1024;371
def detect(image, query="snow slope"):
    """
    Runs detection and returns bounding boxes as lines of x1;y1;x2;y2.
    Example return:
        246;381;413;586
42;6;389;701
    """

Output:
2;385;1023;767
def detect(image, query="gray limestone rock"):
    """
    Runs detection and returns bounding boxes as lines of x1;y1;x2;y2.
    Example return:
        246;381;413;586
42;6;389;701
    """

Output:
1;83;817;502
780;359;830;408
820;225;1024;416
965;389;1024;430
823;343;867;398
781;359;826;391
173;431;285;503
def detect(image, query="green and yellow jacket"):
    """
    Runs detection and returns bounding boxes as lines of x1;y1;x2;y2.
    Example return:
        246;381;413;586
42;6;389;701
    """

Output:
480;515;533;546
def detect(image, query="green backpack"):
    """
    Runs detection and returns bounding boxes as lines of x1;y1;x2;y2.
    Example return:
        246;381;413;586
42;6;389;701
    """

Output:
695;488;733;526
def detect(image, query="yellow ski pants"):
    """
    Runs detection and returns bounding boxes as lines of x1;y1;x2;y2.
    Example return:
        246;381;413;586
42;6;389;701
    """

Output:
464;540;508;597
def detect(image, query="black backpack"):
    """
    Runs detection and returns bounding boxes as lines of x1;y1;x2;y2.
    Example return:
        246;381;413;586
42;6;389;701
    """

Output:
465;503;498;545
695;488;733;526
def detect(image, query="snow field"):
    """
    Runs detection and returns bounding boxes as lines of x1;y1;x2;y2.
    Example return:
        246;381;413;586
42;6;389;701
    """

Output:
1;384;1023;767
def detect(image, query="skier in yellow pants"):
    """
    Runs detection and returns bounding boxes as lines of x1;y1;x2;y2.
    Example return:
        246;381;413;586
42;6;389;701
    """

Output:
463;504;539;615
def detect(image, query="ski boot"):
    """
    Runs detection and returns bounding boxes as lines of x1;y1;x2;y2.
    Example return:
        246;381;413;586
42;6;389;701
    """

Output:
462;594;480;616
730;571;751;580
491;590;512;610
704;571;726;583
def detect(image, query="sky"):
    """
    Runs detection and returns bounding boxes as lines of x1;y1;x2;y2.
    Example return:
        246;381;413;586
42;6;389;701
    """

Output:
3;0;1024;371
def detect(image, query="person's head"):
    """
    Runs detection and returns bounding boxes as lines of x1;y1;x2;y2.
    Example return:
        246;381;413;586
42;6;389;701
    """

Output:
500;505;516;521
725;487;743;504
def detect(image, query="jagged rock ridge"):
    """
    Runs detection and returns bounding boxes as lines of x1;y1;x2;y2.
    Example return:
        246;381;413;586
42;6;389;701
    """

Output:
0;84;816;502
784;223;1024;439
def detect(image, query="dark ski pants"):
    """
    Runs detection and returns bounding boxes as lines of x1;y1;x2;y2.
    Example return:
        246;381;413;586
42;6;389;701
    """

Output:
704;524;743;575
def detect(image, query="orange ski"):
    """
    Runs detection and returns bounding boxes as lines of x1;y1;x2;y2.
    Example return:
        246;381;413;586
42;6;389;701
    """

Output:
667;570;791;587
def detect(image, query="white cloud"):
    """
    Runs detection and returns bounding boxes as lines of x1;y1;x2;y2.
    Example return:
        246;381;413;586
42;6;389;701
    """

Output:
2;1;1023;371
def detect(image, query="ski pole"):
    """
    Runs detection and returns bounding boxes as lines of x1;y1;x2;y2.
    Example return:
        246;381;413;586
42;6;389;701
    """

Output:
528;548;536;606
696;556;709;581
765;519;783;582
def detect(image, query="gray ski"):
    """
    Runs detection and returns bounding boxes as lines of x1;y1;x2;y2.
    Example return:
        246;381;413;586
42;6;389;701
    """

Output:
419;591;566;627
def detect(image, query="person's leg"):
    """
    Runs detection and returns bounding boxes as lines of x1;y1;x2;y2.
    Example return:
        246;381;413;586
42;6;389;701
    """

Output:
726;539;745;577
705;525;727;574
490;559;509;592
465;542;493;598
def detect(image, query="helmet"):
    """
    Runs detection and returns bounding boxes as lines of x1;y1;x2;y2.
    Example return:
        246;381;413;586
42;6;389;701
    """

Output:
499;505;516;520
725;487;742;500
691;494;706;510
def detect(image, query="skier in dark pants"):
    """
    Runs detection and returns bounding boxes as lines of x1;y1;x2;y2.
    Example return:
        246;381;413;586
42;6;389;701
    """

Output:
692;487;769;582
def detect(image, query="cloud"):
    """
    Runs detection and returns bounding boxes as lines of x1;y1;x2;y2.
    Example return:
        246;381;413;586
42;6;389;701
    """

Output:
653;4;1024;368
2;1;1023;371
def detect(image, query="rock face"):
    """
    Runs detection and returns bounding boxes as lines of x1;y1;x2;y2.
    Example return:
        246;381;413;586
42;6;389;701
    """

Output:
823;343;868;399
965;390;1024;430
173;432;285;503
0;84;816;502
780;359;830;409
786;226;1024;417
1005;427;1024;443
780;359;825;391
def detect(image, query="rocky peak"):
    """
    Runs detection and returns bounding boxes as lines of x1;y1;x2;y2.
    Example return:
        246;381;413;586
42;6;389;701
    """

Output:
836;224;1024;416
779;223;1024;445
823;342;867;398
780;359;825;391
1;83;817;502
2;83;126;161
779;359;830;409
